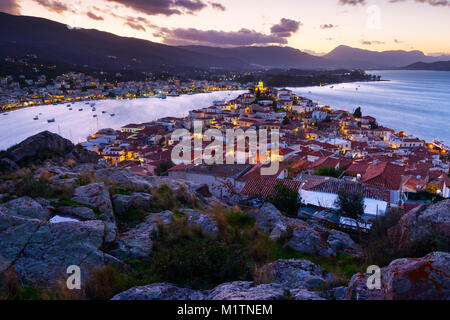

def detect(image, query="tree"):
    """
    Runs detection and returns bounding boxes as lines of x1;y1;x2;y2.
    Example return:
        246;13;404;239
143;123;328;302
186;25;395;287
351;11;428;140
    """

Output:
313;166;344;178
334;188;365;221
155;160;175;176
269;182;302;216
353;107;362;119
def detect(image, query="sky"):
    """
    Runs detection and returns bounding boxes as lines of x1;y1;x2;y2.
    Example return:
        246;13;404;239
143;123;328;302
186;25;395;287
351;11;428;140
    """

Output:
1;0;449;55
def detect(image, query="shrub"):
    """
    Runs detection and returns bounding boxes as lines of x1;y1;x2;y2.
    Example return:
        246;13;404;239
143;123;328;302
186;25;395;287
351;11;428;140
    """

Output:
15;176;61;198
313;166;344;178
269;182;302;216
84;265;129;300
227;211;255;229
155;160;175;176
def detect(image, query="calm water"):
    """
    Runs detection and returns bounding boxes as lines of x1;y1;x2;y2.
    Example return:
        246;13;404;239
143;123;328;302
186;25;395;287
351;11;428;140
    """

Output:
0;91;245;150
289;70;450;144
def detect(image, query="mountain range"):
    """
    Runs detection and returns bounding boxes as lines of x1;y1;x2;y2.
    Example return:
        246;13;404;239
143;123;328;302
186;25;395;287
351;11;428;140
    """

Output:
1;12;449;72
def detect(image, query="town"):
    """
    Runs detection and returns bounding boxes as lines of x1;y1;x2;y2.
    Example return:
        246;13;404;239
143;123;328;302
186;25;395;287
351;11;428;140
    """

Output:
0;56;242;112
80;81;450;226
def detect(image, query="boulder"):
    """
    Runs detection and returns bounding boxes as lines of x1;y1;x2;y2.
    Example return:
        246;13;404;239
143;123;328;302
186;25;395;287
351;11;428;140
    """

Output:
327;286;347;300
207;281;288;300
112;192;153;215
0;158;19;172
72;183;115;223
110;211;174;260
258;259;335;290
4;131;74;165
3;196;51;220
94;168;152;190
0;208;120;285
111;282;205;300
66;145;98;163
346;252;450;300
291;288;326;300
182;209;218;238
388;200;450;251
288;224;359;258
55;206;97;221
248;203;288;239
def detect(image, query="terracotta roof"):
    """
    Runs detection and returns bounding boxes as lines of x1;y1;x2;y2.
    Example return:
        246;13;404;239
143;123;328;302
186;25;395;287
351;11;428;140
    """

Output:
241;176;302;198
360;161;404;190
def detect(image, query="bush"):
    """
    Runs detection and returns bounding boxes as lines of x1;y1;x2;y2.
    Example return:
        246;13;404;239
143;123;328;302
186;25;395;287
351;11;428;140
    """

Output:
313;166;344;178
15;176;61;198
155;161;175;176
269;182;302;216
84;265;129;300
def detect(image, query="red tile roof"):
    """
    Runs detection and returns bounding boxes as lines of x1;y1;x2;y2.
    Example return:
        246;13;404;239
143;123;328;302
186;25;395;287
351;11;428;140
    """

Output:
241;176;302;198
361;161;404;190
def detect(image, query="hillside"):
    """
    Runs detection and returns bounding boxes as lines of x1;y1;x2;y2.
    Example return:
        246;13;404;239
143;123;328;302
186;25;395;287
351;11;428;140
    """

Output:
402;60;450;71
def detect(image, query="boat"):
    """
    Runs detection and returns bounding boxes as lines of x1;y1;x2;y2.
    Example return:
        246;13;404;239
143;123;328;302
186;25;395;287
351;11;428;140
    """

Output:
102;111;106;114
110;113;115;117
93;114;97;118
33;116;39;120
330;86;334;89
2;113;7;116
91;103;95;107
47;118;55;123
78;108;83;111
92;107;96;111
67;104;71;107
69;108;72;110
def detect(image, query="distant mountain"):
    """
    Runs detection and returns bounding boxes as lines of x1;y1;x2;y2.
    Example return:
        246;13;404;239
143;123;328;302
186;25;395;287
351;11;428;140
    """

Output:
179;45;332;69
323;45;438;69
0;12;251;72
1;12;449;72
402;60;450;71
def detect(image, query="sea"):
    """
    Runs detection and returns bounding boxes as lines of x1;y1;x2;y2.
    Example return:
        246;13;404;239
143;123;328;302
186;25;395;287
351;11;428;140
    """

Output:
289;70;450;145
0;90;245;151
1;70;449;151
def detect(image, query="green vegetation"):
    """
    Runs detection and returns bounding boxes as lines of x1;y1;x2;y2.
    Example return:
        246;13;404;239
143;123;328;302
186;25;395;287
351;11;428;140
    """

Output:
353;107;362;119
313;166;344;178
269;182;302;216
51;196;101;216
155;160;175;176
15;175;70;199
334;189;365;221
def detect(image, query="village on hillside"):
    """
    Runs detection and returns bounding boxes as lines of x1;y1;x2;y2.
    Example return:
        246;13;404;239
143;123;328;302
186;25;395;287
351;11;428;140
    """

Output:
80;81;450;227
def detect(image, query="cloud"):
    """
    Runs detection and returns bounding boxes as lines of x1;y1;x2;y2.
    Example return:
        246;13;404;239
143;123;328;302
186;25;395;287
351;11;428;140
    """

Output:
390;0;450;6
270;18;302;38
338;0;366;5
105;0;210;16
154;18;302;46
123;16;157;31
87;11;104;21
156;27;289;46
209;2;226;11
34;0;71;14
0;0;21;14
360;40;385;45
320;24;337;29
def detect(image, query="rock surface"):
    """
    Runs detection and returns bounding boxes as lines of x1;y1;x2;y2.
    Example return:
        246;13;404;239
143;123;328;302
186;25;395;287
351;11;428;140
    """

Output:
3;197;51;220
288;223;359;258
111;282;205;300
258;259;335;290
182;209;219;238
248;203;288;240
110;211;173;260
388;200;450;251
112;192;153;215
207;281;288;300
0;207;120;285
346;252;450;300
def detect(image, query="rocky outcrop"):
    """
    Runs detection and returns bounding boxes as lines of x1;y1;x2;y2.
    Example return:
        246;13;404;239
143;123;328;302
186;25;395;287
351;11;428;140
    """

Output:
327;286;347;300
66;145;98;163
182;209;219;238
388;200;450;251
346;252;450;300
0;207;121;285
3;197;51;220
111;282;205;300
291;288;326;300
258;259;335;290
112;192;153;216
248;203;288;240
94;168;152;190
55;206;97;221
207;281;288;300
3;131;74;165
110;211;174;260
288;224;359;258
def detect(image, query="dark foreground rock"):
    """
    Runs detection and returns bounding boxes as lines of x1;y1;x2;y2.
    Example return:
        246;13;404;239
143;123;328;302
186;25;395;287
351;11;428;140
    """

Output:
111;282;205;300
346;252;450;300
0;206;121;285
258;259;335;290
206;281;288;300
388;200;450;251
